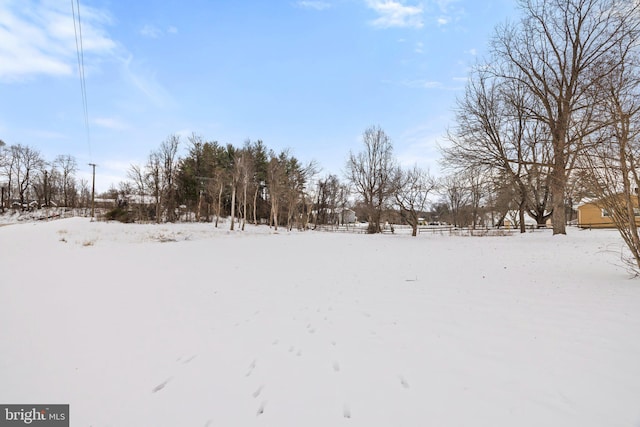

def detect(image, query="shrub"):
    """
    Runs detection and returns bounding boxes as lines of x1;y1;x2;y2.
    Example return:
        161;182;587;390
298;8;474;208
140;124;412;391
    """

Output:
104;207;134;223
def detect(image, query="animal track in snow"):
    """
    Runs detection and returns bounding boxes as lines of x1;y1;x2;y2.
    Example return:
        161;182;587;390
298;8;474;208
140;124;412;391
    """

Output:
182;355;197;364
343;403;351;418
398;375;410;389
256;401;267;416
252;385;264;398
332;361;340;372
152;377;171;393
246;359;257;377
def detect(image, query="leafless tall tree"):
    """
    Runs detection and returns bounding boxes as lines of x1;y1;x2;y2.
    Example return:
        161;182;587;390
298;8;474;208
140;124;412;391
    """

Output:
394;166;436;236
128;164;148;221
7;145;44;208
55;155;77;207
442;68;554;232
346;126;397;233
266;151;287;230
159;135;180;222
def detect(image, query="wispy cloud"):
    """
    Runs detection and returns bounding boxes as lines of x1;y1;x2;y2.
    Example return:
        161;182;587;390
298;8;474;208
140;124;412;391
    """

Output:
120;55;173;108
432;0;464;27
140;24;178;38
140;24;161;39
365;0;424;29
384;78;464;91
0;0;116;81
295;1;332;10
401;79;444;89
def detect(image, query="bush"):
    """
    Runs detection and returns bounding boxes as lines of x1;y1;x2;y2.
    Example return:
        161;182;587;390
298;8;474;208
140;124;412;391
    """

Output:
103;207;134;223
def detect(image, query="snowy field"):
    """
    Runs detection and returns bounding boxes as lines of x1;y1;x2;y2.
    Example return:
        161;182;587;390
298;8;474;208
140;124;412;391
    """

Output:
1;217;639;427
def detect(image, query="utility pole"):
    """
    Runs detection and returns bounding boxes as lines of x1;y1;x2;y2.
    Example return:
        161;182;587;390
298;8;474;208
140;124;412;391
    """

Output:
89;163;97;219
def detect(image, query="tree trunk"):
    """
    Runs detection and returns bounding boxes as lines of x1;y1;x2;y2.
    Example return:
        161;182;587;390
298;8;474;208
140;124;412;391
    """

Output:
550;163;566;235
242;183;247;231
518;198;526;234
230;184;236;231
215;183;223;228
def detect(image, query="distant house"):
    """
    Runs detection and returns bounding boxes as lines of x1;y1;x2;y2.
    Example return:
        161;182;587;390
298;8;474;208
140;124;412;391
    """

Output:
502;210;547;229
577;196;640;228
337;208;356;224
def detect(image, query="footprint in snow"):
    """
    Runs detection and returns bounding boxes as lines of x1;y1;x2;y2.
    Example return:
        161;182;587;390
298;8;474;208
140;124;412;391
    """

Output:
343;403;351;418
398;375;410;389
182;355;197;364
246;360;256;377
256;401;267;416
253;385;264;398
152;377;171;393
332;361;340;372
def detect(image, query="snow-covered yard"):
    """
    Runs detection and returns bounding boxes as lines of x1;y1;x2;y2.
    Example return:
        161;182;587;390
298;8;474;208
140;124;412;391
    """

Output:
1;218;639;426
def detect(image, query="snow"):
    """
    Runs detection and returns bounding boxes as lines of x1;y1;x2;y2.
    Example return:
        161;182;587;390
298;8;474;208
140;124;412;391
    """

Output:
1;217;640;427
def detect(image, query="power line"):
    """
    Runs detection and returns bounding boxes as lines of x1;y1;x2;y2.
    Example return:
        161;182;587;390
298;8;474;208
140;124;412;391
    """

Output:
71;0;91;158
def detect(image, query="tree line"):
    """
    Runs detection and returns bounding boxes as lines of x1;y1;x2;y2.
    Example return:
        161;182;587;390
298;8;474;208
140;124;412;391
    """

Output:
0;140;90;211
106;129;436;237
113;134;318;231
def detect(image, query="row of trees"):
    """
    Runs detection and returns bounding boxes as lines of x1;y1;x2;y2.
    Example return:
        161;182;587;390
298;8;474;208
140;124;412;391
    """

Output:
0;126;549;236
98;127;436;237
0;140;91;211
112;134;318;231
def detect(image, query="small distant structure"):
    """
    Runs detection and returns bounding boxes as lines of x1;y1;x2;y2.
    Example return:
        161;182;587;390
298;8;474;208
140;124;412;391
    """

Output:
502;210;547;229
336;208;356;225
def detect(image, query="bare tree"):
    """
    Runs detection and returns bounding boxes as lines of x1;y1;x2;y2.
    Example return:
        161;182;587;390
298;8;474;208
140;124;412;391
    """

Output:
159;135;180;222
52;155;77;207
284;158;317;231
266;151;287;230
128;164;148;221
441;69;553;232
489;0;640;234
146;152;162;223
440;174;470;227
345;126;397;233
8;145;44;208
238;147;254;231
228;145;256;231
394;166;436;236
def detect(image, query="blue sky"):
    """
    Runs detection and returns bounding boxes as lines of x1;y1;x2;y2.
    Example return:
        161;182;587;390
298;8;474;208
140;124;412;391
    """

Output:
0;0;517;192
